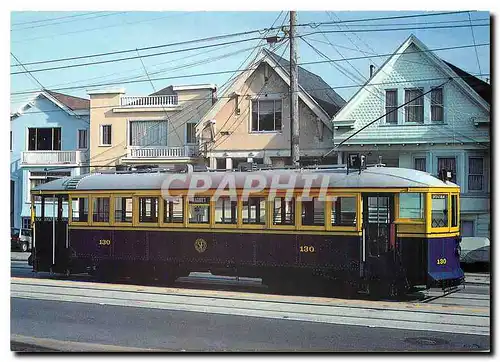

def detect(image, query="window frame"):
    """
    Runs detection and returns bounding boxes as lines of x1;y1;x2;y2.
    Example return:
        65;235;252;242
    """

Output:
241;196;267;229
395;192;425;224
428;193;450;232
385;89;398;124
187;196;211;228
185;122;197;145
77;129;88;150
404;88;424;123
90;194;111;226
136;196;160;226
430;86;444;122
160;195;186;228
128;119;168;147
27;127;62;151
69;195;90;225
100;124;112;146
299;196;327;230
271;196;296;229
112;194;134;226
250;98;283;133
437;157;457;183
325;193;360;232
468;157;484;192
414;157;427;172
213;196;239;228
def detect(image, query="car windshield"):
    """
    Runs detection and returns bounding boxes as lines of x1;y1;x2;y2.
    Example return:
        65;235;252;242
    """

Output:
21;229;31;237
11;228;20;237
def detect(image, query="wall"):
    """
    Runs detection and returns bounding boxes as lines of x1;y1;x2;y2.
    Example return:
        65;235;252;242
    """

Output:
10;95;89;228
207;62;333;156
89;89;213;169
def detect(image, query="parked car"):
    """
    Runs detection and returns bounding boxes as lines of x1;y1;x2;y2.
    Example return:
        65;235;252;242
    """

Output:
11;227;32;252
460;237;490;264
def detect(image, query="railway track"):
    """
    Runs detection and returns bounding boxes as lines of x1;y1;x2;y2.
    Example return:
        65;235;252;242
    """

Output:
11;276;490;336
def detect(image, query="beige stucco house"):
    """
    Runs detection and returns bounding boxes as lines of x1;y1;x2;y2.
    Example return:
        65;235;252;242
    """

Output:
197;48;346;169
88;84;216;171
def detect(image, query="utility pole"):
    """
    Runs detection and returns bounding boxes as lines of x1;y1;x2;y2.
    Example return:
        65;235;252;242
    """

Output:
289;11;299;168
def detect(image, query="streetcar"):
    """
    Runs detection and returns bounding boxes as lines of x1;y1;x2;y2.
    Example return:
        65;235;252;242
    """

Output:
28;163;464;297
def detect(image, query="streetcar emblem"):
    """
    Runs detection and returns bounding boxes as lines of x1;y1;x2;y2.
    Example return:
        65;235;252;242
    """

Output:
194;238;207;253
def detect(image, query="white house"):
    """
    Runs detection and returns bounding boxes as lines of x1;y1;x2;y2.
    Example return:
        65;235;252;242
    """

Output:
330;35;490;238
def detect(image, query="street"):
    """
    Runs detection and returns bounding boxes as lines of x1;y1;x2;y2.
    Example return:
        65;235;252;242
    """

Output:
11;252;490;352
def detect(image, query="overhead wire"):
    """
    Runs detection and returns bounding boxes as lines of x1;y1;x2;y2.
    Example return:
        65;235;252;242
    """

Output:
11;12;129;31
10;42;490;96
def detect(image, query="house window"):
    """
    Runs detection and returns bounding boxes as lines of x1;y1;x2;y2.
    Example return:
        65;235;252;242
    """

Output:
28;128;61;150
251;99;282;132
414;157;426;172
273;197;295;225
10;131;12;151
100;125;112;146
22;217;31;229
468;157;484;191
139;197;158;223
431;194;448;228
188;196;210;224
431;87;444;122
129;120;167;147
216;158;226;170
186;123;197;144
215;197;237;224
114;196;132;223
404;88;424;123
385;90;398;124
301;198;325;226
242;197;266;225
92;197;110;223
451;194;458;227
164;197;184;224
460;220;474;237
437;157;456;183
71;197;88;222
78;129;88;149
332;196;357;226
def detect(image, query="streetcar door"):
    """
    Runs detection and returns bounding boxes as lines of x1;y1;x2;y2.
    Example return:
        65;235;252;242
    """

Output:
362;194;396;278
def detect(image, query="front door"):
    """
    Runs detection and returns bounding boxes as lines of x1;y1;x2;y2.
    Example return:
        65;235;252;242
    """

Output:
362;194;396;281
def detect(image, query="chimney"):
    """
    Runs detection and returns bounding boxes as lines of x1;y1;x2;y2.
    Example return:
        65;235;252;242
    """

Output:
369;64;375;78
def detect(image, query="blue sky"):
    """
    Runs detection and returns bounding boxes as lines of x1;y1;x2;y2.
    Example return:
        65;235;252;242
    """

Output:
10;11;490;111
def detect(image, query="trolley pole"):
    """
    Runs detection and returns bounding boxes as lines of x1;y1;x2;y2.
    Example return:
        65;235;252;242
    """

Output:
289;11;300;168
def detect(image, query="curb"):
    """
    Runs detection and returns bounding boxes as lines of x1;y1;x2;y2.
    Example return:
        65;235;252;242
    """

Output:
11;335;163;352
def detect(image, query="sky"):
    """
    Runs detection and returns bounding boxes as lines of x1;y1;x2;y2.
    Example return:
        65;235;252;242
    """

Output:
9;11;490;112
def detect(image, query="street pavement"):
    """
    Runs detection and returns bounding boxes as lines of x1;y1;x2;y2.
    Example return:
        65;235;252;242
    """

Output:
10;252;490;352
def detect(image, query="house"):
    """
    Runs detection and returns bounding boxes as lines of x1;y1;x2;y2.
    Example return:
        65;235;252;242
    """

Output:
330;35;490;238
87;84;216;170
197;48;346;169
10;90;90;229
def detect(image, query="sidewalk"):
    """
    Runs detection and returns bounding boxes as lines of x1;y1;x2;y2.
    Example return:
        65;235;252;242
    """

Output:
11;252;30;262
465;273;490;285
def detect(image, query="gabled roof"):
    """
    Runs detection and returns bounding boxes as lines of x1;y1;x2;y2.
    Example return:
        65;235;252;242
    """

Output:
45;90;90;110
333;34;490;123
11;89;90;118
265;49;346;117
442;60;491;105
200;47;346;129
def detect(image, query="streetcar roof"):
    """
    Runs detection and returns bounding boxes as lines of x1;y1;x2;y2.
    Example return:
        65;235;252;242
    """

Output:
33;167;459;192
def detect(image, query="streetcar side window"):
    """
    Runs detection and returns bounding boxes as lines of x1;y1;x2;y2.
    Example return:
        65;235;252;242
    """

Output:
301;197;325;226
273;197;295;225
399;193;424;219
188;196;210;224
92;197;110;223
164;196;184;224
139;197;158;223
331;196;356;226
114;196;133;223
451;194;458;228
71;197;88;222
431;194;448;228
242;197;266;225
215;197;237;224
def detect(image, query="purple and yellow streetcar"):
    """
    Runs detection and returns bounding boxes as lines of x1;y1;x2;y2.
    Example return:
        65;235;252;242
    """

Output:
29;165;463;297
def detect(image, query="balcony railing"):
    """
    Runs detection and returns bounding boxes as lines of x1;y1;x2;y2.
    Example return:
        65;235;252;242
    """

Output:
120;95;178;108
21;150;87;165
127;145;197;159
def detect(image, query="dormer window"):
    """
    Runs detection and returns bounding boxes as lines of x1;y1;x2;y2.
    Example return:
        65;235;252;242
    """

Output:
404;88;424;123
